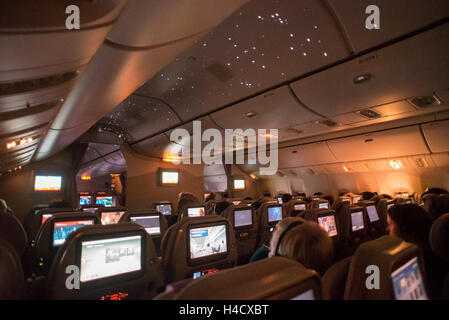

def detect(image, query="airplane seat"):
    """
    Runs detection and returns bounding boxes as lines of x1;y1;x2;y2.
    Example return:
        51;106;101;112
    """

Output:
256;202;285;247
322;256;352;300
161;215;237;284
27;207;73;243
120;210;167;256
96;206;127;225
170;256;321;300
31;212;100;276
358;200;388;240
336;205;368;258
0;239;25;299
429;213;449;299
45;223;164;300
286;199;307;217
0;212;27;258
222;204;258;265
78;204;105;214
344;236;428;300
309;199;331;210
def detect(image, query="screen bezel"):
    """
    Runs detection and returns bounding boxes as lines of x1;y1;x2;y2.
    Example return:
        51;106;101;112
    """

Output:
233;208;253;229
187;221;230;266
130;215;161;236
50;217;95;249
267;204;283;225
76;229;146;289
158;168;180;186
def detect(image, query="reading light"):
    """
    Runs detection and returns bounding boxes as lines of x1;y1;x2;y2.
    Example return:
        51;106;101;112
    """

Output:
245;111;257;118
162;151;181;164
353;74;372;84
20;137;33;145
81;175;91;180
389;160;403;170
343;165;351;172
250;173;257;180
6;141;16;149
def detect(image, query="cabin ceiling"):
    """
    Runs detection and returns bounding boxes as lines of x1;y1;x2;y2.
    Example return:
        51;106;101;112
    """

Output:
1;0;449;177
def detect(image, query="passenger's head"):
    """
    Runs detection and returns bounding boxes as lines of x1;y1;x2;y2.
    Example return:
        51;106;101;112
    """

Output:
361;191;376;201
422;193;449;221
215;200;231;215
322;195;334;206
387;204;433;248
380;194;393;200
48;199;69;208
204;193;215;202
243;196;253;201
263;192;271;198
281;193;292;204
177;192;200;216
269;218;333;275
251;200;262;211
422;187;449;197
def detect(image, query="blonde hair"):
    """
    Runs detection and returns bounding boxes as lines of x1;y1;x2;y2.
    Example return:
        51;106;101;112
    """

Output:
278;221;334;275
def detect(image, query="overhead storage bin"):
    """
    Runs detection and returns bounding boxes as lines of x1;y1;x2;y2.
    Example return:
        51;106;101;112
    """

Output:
290;24;449;118
421;119;449;153
326;125;429;162
278;141;337;168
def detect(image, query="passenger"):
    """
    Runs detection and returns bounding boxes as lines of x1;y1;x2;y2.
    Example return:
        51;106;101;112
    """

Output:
269;217;334;276
48;199;70;208
251;200;262;211
243;196;253;201
361;191;376;201
387;204;446;299
215;200;231;216
281;193;292;204
422;187;449;197
176;192;200;218
380;194;393;200
422;194;449;221
322;195;334;206
204;193;216;202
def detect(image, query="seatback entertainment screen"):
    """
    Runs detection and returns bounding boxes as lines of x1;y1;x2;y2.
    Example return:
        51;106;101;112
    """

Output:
317;215;338;237
234;209;252;228
161;170;179;184
34;175;62;192
79;196;91;205
187;207;206;218
53;220;94;246
391;257;428;300
96;196;113;207
318;202;329;209
366;205;380;222
80;235;142;283
351;211;364;232
189;225;227;260
42;214;53;225
101;211;125;225
155;204;172;215
130;216;160;236
294;204;306;211
268;206;282;223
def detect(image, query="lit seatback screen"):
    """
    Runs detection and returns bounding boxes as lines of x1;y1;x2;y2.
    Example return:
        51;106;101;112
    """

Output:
317;215;338;237
351;211;364;231
366;205;379;222
268;206;282;223
79;196;91;205
156;204;172;215
319;202;329;209
96;197;113;207
294;204;306;211
234;209;252;228
34;175;62;192
291;289;315;300
189;225;227;260
80;235;142;283
130;216;160;236
188;207;205;217
391;257;428;300
101;212;125;225
53;220;94;246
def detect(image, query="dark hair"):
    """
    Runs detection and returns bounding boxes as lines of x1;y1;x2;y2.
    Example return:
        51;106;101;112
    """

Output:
423;194;449;221
361;191;376;201
314;192;323;196
322;195;334;206
388;204;432;248
215;200;231;215
281;193;292;204
243;196;253;200
49;199;69;208
205;193;215;202
380;194;393;200
422;187;449;197
251;200;262;211
263;192;272;197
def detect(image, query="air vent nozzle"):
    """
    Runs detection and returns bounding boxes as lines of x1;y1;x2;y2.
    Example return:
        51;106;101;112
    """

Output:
358;109;382;119
318;120;337;127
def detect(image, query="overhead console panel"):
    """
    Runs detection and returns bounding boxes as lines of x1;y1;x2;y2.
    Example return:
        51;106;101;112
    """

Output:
290;24;449;117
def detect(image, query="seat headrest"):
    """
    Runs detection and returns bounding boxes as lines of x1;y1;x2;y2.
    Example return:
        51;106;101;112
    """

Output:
46;222;161;299
344;236;425;300
173;256;321;300
0;212;27;256
429;213;449;262
0;239;25;299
